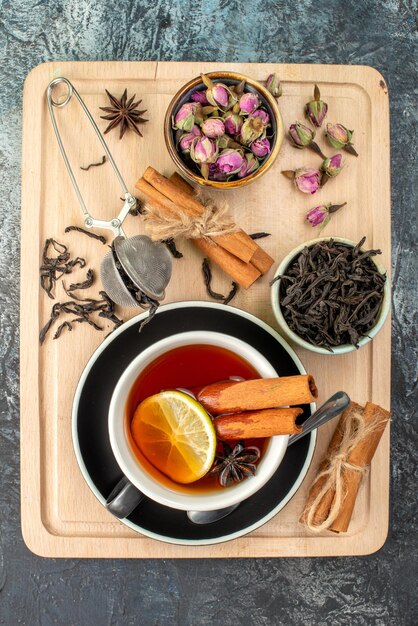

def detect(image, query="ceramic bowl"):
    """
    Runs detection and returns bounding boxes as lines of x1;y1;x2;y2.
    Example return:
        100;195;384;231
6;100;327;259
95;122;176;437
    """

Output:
270;237;391;356
164;71;284;189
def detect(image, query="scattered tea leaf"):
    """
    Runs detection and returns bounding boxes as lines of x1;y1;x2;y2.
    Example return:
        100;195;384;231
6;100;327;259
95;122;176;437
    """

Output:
64;226;107;244
202;258;239;305
79;155;106;171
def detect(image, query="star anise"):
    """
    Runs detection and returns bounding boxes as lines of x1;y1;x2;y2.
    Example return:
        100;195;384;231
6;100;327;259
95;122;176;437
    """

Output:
99;89;148;139
209;442;261;487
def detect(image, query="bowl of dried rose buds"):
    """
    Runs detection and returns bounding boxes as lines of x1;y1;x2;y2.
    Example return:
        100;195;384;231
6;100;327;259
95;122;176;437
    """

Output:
164;71;284;189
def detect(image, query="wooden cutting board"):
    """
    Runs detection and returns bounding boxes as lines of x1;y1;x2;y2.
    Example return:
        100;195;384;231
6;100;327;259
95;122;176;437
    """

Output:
20;61;391;558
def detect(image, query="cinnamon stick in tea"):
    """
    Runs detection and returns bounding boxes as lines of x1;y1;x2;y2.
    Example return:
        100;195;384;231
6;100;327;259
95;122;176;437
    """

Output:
214;407;303;440
197;375;318;415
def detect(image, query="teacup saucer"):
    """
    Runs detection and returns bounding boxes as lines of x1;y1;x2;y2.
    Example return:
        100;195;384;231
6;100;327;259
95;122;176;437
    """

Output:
72;301;316;546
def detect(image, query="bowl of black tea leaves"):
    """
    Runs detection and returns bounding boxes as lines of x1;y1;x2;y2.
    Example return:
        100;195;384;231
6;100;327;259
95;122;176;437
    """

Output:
270;237;390;355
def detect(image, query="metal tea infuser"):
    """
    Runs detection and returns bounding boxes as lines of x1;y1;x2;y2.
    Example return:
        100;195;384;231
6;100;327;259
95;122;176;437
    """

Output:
46;77;172;308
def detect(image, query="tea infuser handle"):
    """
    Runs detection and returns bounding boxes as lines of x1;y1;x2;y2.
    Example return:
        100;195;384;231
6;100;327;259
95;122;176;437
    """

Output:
105;475;145;519
46;77;138;236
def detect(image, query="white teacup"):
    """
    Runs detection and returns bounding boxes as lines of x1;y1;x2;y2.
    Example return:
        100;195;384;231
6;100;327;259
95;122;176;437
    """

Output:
108;331;289;512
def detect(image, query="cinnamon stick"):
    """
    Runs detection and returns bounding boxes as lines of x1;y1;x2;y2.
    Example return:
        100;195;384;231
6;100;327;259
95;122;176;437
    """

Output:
197;375;318;415
136;178;181;218
299;402;362;527
299;401;390;533
168;174;262;264
169;172;195;195
330;402;390;533
214;408;302;440
141;167;264;266
249;246;274;274
194;238;261;289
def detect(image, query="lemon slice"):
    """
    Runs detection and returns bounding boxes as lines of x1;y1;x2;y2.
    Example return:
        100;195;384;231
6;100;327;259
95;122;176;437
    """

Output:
131;391;217;484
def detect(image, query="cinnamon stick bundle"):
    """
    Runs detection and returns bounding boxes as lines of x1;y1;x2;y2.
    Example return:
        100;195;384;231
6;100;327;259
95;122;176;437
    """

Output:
135;167;274;288
214;408;303;440
300;401;390;533
197;375;318;415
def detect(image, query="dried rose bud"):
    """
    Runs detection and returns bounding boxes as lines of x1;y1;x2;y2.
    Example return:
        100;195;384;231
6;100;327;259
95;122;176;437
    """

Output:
191;90;209;105
250;109;270;126
288;121;327;159
321;153;343;178
217;135;242;150
265;73;282;98
325;123;358;156
174;102;202;132
201;118;225;138
237;152;259;178
305;85;328;128
190;136;218;164
239;92;261;114
224;113;243;135
208;163;229;181
289;122;315;148
306;202;347;231
240;116;264;145
251;137;271;158
216;149;244;175
178;125;201;152
282;167;322;194
201;73;236;110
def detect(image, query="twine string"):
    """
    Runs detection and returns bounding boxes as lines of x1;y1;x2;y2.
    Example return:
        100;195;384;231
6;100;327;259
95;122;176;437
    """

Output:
142;188;238;241
303;410;381;533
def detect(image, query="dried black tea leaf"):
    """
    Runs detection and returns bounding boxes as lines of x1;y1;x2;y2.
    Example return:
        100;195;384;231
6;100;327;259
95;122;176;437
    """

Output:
64;226;107;244
249;232;271;240
202;258;239;305
162;238;183;259
79;155;106;171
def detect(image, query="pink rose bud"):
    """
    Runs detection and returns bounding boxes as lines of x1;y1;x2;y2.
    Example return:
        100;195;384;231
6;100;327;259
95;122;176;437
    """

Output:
201;73;237;110
321;153;343;177
191;90;209;105
306;202;347;231
305;85;328;128
250;109;270;126
265;73;282;98
289;122;315;148
190;136;217;164
202;118;225;138
224;113;243;135
174;103;195;131
251;137;271;158
282;167;321;194
208;163;229;181
216;149;244;175
239;92;261;114
178;125;201;152
306;205;329;227
325;123;358;156
237;153;259;179
240;116;264;145
294;167;322;193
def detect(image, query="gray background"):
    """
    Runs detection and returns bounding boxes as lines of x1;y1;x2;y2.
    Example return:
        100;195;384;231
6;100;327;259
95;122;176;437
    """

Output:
1;1;417;624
